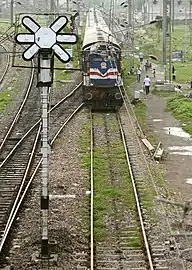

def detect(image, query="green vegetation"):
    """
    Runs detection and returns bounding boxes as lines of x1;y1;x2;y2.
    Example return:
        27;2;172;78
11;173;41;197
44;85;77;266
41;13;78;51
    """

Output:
170;62;192;83
55;69;69;81
134;24;192;83
0;90;12;112
122;59;138;97
153;90;176;98
78;118;142;246
167;95;192;135
0;21;11;32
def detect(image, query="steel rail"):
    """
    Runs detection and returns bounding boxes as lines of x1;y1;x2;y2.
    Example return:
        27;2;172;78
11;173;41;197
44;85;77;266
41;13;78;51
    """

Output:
0;120;40;168
0;60;35;153
50;81;83;112
50;103;84;145
122;93;186;269
0;124;41;252
0;44;10;84
10;104;85;220
12;104;85;234
117;113;154;269
0;81;83;168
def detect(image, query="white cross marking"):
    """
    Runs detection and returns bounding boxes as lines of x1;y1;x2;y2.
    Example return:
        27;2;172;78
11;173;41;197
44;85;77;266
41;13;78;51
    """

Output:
15;15;78;62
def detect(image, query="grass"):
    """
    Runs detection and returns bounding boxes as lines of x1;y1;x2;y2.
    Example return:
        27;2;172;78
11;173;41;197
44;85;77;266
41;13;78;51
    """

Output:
134;102;147;125
78;118;143;245
0;21;11;32
0;90;13;112
167;95;192;135
153;90;176;98
134;24;192;84
170;62;192;83
55;70;69;81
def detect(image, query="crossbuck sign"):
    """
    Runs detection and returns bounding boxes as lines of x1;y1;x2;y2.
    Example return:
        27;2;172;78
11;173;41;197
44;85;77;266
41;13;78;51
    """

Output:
15;16;78;62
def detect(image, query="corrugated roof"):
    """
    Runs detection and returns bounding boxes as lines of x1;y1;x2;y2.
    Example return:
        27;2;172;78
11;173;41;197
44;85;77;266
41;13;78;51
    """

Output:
82;8;120;50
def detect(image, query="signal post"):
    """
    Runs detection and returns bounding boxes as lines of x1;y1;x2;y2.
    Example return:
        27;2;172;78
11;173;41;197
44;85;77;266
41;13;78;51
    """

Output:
15;15;77;263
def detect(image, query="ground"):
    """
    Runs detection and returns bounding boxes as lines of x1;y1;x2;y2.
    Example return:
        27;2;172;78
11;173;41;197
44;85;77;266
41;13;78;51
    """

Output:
130;63;192;204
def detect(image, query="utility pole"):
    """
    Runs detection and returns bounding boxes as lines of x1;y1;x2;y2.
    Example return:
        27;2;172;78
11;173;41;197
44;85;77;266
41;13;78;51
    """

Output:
172;0;174;32
190;0;192;45
143;0;147;23
162;0;167;81
67;0;69;12
128;0;132;27
151;0;154;21
131;0;135;66
168;0;172;82
56;0;59;12
50;0;54;12
10;0;13;26
184;7;187;62
147;0;150;22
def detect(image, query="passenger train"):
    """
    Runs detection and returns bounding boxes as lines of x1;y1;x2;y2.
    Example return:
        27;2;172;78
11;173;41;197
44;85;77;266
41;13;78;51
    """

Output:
82;8;123;110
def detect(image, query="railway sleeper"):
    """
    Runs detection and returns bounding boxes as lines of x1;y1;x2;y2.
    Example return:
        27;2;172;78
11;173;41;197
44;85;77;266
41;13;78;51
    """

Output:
96;268;147;270
96;260;146;266
97;253;145;261
155;266;169;270
97;248;143;255
7;137;22;140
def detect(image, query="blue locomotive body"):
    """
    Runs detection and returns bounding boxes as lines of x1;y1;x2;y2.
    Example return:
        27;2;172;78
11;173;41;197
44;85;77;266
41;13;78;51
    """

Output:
82;9;123;110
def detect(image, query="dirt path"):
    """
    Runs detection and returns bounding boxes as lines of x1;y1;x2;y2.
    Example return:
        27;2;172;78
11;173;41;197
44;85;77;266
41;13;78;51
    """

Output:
130;63;192;201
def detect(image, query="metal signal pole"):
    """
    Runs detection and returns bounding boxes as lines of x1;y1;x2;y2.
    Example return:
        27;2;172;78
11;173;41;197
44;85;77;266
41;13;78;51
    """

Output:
162;0;167;81
38;52;53;258
15;15;78;262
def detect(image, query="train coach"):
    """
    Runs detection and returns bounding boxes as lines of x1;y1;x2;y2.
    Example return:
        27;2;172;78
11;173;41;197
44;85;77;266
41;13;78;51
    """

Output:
82;8;124;110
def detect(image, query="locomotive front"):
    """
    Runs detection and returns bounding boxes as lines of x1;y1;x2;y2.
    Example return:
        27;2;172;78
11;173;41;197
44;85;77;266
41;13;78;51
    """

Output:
82;9;124;110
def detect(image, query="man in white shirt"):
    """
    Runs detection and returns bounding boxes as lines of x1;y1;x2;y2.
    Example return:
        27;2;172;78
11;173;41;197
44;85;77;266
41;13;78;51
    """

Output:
137;67;142;82
143;75;151;95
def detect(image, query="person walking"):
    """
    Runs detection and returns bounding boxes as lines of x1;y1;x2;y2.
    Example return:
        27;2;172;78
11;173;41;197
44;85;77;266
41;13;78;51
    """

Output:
137;66;142;82
143;75;151;95
152;68;156;78
172;65;175;74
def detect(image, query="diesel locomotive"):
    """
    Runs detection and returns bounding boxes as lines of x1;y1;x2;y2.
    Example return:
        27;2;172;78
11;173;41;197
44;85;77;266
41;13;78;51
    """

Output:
82;8;123;110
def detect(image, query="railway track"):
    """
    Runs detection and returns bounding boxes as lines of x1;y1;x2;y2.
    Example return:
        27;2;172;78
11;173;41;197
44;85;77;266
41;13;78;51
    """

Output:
0;44;10;86
0;80;83;261
122;88;187;269
75;112;154;270
75;96;187;269
0;61;36;160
